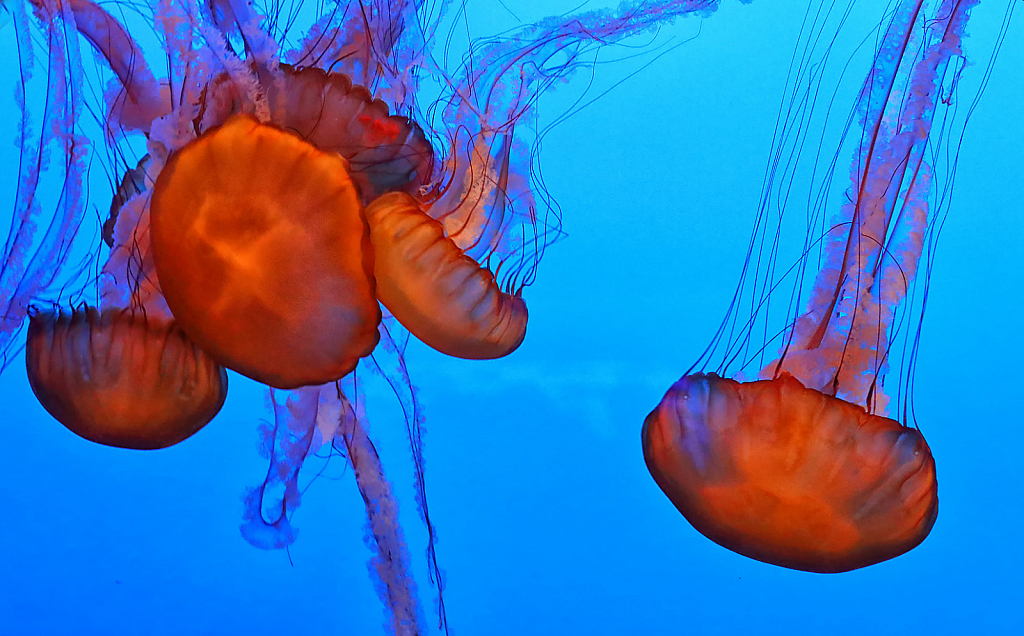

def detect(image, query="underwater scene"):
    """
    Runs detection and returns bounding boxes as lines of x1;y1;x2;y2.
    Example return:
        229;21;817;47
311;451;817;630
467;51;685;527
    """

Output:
0;0;1020;634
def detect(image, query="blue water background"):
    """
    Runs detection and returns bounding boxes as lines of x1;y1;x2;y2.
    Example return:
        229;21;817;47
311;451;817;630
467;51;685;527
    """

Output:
0;1;1020;634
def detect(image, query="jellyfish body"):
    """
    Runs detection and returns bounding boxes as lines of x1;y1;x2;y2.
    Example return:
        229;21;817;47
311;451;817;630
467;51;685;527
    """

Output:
25;307;227;450
643;373;936;573
150;114;380;389
645;0;981;571
366;192;528;359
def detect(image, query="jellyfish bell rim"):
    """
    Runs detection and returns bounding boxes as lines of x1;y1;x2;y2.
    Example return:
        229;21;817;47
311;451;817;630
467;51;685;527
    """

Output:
641;371;938;574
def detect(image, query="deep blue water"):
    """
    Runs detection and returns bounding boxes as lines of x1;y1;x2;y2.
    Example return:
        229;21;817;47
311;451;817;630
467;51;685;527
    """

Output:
1;1;1021;634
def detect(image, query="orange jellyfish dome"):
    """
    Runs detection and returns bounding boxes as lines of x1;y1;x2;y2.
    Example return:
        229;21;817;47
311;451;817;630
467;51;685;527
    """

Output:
150;114;380;389
642;372;937;573
25;308;228;450
364;192;528;359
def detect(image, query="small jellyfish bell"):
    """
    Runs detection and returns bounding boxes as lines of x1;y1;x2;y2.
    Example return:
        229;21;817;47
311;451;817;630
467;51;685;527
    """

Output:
361;51;539;361
365;190;528;359
644;372;935;573
643;0;998;573
360;53;534;360
25;306;228;450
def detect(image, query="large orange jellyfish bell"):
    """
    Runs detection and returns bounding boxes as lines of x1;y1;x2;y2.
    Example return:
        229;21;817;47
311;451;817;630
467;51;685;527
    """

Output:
150;114;380;389
642;373;937;573
25;308;228;450
364;192;528;359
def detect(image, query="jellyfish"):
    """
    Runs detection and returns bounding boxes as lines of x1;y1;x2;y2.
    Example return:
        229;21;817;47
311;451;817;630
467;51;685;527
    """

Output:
25;306;228;449
642;0;1008;573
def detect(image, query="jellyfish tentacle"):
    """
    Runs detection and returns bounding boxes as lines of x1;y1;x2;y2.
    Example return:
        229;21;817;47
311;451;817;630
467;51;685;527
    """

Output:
287;0;441;111
779;0;978;404
241;385;320;549
366;191;528;359
430;128;513;263
333;387;424;636
431;0;728;298
240;376;429;636
371;320;448;631
99;189;175;321
103;154;151;248
2;0;89;359
30;0;168;132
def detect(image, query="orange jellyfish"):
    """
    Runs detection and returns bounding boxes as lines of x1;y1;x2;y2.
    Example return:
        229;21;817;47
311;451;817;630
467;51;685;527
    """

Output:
644;372;936;573
366;191;528;359
643;0;986;572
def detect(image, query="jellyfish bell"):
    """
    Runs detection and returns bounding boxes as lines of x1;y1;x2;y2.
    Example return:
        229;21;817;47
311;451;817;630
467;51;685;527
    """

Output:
365;191;528;359
150;114;380;390
25;306;228;450
642;368;941;574
642;372;937;573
